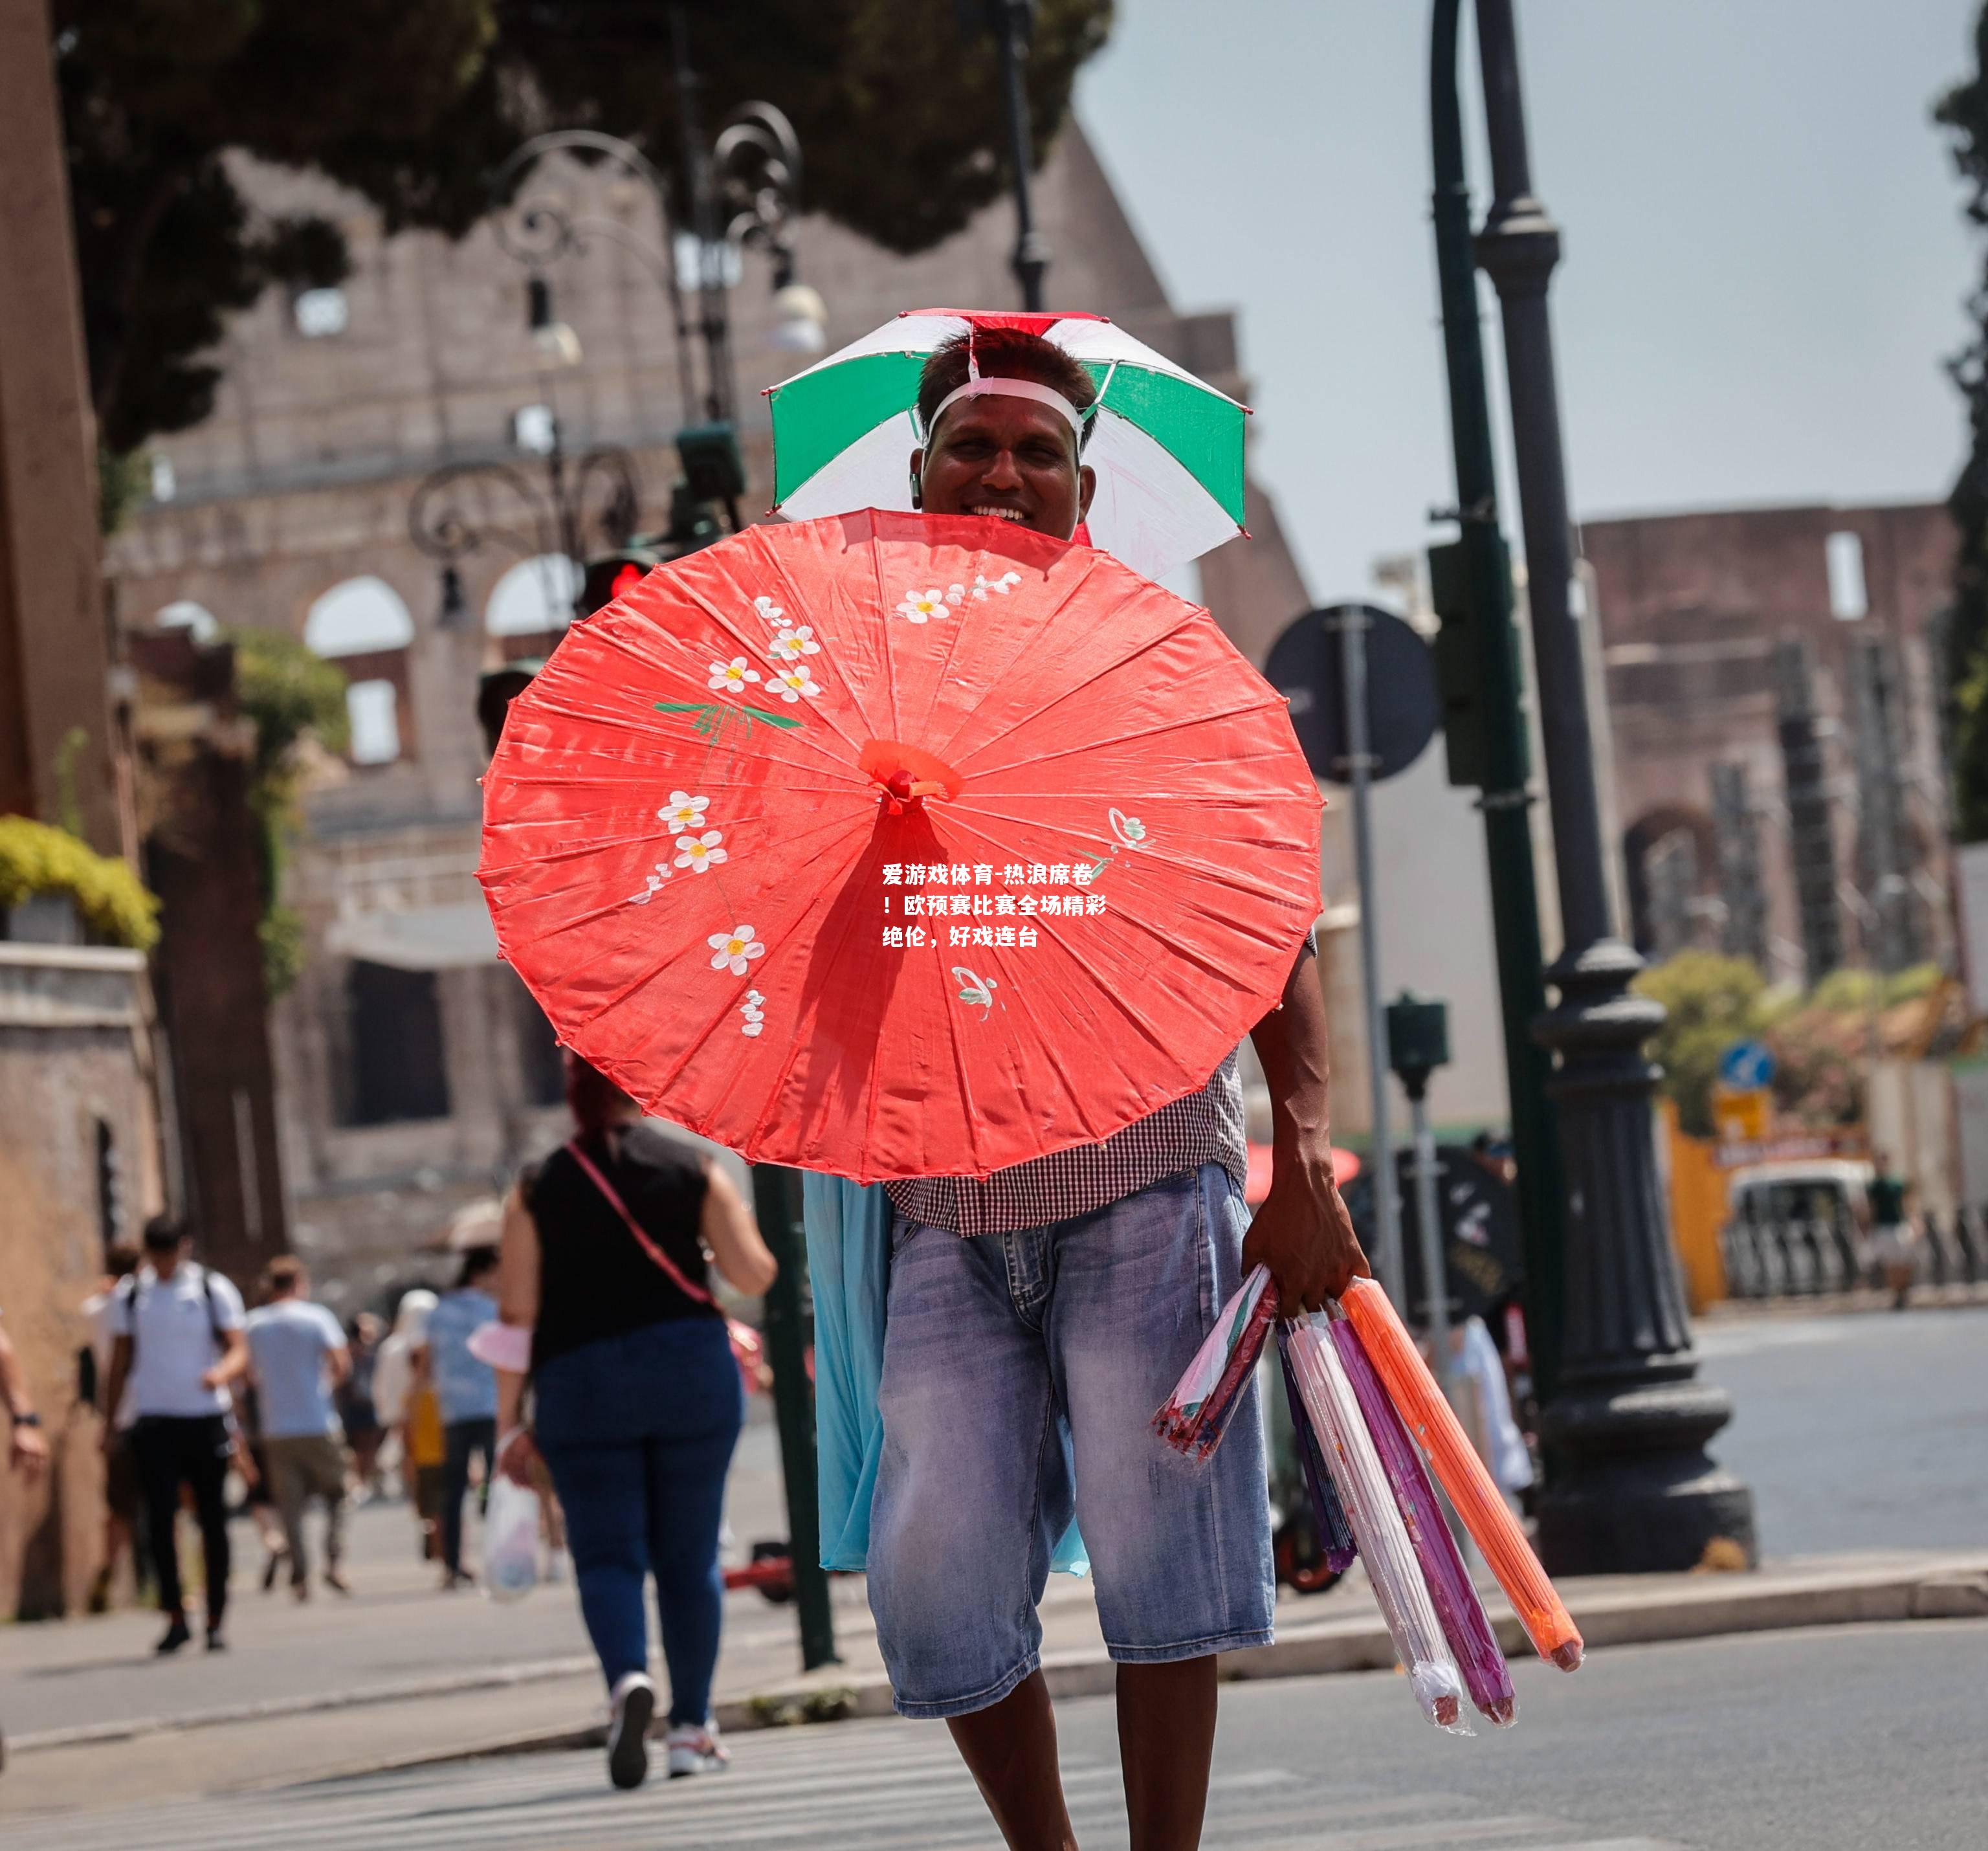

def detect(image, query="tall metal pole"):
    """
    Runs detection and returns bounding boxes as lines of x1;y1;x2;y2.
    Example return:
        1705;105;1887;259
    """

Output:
1467;0;1754;1573
1406;1084;1452;1402
749;1163;839;1671
1333;604;1404;1302
671;5;736;425
1429;0;1568;1402
992;1;1049;309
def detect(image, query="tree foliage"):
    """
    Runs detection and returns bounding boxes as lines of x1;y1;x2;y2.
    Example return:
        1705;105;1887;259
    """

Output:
1936;12;1988;839
0;815;160;951
226;628;348;994
58;0;1114;459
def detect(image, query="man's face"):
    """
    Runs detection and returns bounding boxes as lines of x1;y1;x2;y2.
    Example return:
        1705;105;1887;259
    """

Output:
914;393;1096;540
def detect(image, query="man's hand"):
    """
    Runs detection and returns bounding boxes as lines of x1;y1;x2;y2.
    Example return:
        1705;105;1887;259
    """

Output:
11;1423;49;1478
1241;1136;1370;1314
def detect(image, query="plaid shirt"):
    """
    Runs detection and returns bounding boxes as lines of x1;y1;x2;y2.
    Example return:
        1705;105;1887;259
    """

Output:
883;1052;1248;1237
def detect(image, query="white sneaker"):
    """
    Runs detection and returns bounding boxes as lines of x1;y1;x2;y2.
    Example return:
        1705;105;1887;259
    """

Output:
666;1719;730;1779
606;1672;656;1790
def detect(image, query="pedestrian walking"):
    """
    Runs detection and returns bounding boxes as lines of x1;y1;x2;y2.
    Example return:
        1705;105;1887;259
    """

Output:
100;1215;250;1654
487;1054;777;1790
338;1311;386;1498
1865;1153;1917;1309
810;326;1366;1849
81;1243;144;1612
424;1248;500;1590
245;1258;353;1599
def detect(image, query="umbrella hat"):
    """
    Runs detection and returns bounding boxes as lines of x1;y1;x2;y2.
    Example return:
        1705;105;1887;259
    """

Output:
768;309;1248;583
480;510;1321;1182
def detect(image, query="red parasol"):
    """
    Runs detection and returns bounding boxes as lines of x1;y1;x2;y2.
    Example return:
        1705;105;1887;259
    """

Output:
479;511;1321;1181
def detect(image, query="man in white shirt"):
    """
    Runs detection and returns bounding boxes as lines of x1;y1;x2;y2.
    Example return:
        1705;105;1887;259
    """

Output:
102;1215;249;1654
245;1257;352;1599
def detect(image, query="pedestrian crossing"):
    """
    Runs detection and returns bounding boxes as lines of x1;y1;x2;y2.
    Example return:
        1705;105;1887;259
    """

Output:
2;1718;1688;1850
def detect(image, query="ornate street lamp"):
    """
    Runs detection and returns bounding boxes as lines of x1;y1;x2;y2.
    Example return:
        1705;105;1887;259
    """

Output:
957;0;1050;311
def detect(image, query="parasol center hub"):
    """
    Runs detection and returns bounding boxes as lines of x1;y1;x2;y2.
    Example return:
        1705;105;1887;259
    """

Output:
861;738;964;809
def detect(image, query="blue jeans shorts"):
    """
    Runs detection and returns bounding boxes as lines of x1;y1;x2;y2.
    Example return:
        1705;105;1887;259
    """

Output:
868;1164;1274;1718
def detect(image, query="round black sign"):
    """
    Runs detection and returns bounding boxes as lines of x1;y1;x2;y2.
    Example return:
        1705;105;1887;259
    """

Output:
1266;603;1441;785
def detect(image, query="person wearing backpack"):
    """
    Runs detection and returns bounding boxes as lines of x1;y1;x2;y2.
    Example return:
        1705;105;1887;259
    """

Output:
101;1215;249;1654
488;1054;777;1790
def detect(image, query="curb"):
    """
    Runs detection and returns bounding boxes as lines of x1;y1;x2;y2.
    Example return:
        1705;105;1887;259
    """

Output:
204;1558;1988;1786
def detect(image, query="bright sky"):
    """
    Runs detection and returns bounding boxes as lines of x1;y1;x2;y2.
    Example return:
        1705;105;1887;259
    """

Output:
1078;0;1983;603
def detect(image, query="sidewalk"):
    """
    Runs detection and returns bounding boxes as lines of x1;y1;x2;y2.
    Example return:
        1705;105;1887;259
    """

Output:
5;1532;1982;1820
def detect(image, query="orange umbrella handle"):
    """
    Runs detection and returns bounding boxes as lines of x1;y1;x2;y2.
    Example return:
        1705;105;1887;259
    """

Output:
1340;1278;1584;1671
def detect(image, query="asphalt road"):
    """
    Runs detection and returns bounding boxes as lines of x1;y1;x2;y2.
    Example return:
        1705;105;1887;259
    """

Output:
5;1623;1980;1850
1692;1303;1988;1555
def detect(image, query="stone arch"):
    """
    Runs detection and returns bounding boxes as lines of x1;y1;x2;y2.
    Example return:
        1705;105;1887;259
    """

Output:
1624;805;1719;959
485;554;580;657
153;599;220;643
306;576;417;766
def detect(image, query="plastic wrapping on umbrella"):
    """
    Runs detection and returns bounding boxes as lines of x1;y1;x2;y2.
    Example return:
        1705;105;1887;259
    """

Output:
1284;1316;1469;1733
1341;1278;1584;1672
1329;1318;1516;1726
1276;1325;1357;1573
1153;1264;1279;1459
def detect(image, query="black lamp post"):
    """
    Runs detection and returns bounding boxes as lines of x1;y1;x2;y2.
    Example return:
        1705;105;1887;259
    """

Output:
958;0;1050;310
1437;0;1755;1573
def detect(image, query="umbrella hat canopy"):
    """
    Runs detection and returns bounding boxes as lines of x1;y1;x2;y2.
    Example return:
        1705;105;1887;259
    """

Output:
480;511;1321;1182
768;310;1248;583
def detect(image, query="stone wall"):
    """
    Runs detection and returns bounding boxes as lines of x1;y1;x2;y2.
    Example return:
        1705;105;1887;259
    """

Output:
0;946;160;1618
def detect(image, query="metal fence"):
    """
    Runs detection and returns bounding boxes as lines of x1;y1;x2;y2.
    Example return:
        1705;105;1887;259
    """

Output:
1719;1207;1988;1300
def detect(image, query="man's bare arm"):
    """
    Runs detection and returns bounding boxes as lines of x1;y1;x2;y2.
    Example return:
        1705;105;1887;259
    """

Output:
1244;941;1370;1312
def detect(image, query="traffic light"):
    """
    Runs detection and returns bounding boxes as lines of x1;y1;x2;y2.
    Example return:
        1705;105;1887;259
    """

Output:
476;658;548;757
675;421;746;505
1426;535;1527;791
577;543;666;622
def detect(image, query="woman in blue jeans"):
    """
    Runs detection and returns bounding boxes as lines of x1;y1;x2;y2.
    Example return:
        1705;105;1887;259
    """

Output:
492;1056;776;1790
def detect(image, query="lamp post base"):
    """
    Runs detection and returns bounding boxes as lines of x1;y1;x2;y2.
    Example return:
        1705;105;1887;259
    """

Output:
1533;937;1757;1577
1537;1373;1756;1575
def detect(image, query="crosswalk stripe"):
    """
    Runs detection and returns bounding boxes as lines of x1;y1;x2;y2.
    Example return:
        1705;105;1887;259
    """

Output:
0;1742;1689;1851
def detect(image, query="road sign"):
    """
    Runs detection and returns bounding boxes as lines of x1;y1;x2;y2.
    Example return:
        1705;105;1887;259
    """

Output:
1712;1085;1771;1144
1717;1039;1776;1091
1266;603;1441;785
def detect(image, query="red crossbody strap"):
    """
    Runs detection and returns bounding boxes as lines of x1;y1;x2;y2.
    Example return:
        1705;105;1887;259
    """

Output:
564;1138;715;1309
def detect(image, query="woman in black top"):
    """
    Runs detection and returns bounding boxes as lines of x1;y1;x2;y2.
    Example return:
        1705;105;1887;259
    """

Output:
493;1055;775;1790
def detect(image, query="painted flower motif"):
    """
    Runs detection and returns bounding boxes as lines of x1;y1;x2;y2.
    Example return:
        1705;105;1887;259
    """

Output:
674;830;727;873
657;790;711;832
709;926;765;975
753;595;785;625
767;663;821;704
628;863;672;904
768;625;821;661
739;992;766;1037
1109;807;1149;849
744;989;765;1008
971;571;1022;601
741;1019;764;1037
896;585;966;624
708;657;762;693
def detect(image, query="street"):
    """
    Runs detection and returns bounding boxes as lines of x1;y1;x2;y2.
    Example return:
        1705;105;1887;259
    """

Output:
5;1623;1982;1850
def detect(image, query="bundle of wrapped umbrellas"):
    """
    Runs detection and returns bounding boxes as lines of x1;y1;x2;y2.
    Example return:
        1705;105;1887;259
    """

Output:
1154;1269;1584;1734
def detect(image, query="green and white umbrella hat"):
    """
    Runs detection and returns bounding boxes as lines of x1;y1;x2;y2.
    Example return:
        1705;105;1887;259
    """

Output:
766;308;1247;583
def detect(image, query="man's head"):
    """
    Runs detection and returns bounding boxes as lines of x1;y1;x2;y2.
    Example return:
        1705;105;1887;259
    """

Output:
911;327;1098;540
456;1245;500;1292
142;1214;187;1272
263;1256;307;1302
104;1241;140;1285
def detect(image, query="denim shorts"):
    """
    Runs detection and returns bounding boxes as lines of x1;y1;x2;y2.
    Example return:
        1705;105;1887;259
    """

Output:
868;1164;1274;1718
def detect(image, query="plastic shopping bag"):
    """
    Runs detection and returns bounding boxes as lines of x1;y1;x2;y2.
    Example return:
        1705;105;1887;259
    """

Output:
1153;1263;1279;1459
1330;1318;1517;1726
1341;1278;1584;1671
1285;1315;1469;1732
483;1470;542;1604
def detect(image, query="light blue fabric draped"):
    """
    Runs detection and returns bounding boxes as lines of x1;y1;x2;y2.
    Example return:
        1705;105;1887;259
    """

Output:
801;1173;1087;1576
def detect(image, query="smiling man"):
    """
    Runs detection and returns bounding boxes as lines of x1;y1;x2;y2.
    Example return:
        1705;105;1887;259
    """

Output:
856;326;1369;1851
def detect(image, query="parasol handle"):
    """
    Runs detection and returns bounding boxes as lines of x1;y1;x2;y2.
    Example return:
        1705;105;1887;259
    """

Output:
860;738;964;808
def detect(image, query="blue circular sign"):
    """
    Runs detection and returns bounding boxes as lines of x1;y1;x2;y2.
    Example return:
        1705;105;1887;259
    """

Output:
1717;1039;1776;1091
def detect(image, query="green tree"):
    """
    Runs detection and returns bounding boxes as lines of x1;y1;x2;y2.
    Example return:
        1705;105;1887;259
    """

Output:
226;628;348;995
1937;11;1988;838
58;1;1114;467
1633;951;1778;1137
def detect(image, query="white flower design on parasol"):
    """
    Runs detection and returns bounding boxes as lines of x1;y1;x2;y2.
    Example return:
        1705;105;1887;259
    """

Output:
709;926;765;975
674;831;727;873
